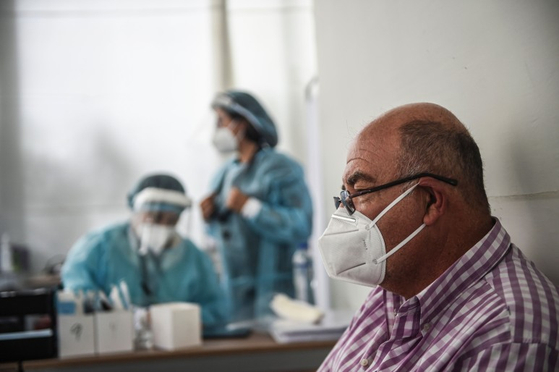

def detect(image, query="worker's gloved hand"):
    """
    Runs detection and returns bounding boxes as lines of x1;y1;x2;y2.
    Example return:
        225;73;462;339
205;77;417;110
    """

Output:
200;194;216;221
226;188;249;213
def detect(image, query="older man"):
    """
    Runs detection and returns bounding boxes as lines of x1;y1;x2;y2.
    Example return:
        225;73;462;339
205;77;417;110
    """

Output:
317;103;559;371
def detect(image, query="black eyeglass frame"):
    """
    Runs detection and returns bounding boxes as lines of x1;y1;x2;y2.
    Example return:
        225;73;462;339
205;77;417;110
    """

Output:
334;172;458;214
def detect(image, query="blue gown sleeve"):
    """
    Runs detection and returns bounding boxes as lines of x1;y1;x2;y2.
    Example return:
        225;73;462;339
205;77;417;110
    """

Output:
185;241;227;326
245;163;313;244
61;232;109;293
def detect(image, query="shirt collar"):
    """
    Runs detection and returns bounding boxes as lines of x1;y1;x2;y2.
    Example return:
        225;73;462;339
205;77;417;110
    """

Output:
413;218;511;326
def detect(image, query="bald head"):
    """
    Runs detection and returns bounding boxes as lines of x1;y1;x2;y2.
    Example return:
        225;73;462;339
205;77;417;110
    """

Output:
363;103;465;135
359;103;489;213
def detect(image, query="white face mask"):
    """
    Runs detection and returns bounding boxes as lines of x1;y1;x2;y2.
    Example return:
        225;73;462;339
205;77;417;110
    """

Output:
318;183;425;287
138;223;175;256
212;126;239;153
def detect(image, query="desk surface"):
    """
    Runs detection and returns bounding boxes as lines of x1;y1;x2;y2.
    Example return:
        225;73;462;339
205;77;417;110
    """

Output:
1;333;336;372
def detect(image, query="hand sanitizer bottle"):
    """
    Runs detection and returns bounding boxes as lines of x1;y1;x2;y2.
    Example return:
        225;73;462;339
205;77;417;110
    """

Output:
293;243;312;303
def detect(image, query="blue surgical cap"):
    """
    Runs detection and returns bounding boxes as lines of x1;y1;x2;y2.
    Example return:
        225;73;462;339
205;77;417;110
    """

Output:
211;90;278;148
127;174;190;213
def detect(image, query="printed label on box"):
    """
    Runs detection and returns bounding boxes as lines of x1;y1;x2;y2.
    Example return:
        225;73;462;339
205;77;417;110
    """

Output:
95;311;134;354
58;315;96;358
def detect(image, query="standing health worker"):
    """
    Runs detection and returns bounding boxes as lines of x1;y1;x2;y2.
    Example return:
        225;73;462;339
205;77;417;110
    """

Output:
201;90;313;323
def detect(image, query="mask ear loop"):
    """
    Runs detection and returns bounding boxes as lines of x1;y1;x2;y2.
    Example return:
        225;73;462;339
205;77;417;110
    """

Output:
366;183;425;264
368;183;420;227
373;224;426;264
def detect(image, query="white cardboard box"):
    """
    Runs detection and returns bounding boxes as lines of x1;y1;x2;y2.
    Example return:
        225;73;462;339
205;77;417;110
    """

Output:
150;302;201;350
94;311;134;354
58;315;96;358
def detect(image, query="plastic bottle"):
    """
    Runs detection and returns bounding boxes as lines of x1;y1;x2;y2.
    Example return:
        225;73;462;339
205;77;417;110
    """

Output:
1;233;13;274
293;243;312;303
133;307;154;350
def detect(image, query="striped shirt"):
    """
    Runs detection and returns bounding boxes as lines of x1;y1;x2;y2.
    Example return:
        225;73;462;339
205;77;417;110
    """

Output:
318;219;559;371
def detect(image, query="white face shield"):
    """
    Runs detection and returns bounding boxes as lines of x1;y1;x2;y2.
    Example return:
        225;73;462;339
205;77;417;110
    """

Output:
131;187;192;255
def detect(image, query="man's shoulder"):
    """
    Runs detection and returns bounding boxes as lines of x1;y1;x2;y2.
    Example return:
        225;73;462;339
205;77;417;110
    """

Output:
482;244;559;345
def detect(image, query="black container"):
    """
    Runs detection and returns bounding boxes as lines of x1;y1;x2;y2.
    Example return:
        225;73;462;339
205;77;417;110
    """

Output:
0;288;58;362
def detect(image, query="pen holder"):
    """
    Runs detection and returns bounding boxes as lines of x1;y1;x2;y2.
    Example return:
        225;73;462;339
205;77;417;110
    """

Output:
57;314;96;358
94;310;134;354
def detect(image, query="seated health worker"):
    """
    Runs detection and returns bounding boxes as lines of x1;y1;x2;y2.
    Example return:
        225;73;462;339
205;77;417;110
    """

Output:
62;174;226;326
200;90;313;323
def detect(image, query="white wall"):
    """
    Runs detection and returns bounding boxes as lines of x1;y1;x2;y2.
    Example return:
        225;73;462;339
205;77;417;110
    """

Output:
314;0;559;310
0;0;317;273
226;0;317;165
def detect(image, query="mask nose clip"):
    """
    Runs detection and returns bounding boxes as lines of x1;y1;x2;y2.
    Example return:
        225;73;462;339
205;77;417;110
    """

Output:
332;214;356;223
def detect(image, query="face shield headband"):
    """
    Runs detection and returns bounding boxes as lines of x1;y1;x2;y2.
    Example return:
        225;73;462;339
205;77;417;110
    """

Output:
132;187;191;213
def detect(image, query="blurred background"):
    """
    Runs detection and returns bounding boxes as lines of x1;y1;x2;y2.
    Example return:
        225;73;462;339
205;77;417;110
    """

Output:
1;0;558;312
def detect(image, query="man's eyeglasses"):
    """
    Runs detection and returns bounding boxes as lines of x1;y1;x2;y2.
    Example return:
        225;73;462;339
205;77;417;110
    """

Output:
334;172;458;215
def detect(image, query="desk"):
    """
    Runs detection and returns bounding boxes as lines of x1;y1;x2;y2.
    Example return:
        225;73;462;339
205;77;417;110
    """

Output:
0;333;335;372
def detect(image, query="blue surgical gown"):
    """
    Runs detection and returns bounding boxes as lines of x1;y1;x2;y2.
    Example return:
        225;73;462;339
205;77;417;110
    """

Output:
61;222;226;326
207;148;313;322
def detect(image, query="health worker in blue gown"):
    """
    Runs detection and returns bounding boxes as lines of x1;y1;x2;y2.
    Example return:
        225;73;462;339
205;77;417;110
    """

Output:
200;90;313;323
62;174;226;326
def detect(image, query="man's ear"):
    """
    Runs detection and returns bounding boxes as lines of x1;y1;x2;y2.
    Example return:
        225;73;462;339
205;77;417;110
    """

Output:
419;179;448;226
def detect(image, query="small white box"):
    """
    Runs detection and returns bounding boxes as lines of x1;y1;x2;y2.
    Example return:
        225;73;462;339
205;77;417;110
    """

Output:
58;315;96;358
94;311;134;354
150;302;201;350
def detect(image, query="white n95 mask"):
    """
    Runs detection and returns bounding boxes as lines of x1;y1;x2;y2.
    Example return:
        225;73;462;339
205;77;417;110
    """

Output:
318;183;425;287
212;127;239;153
138;223;175;256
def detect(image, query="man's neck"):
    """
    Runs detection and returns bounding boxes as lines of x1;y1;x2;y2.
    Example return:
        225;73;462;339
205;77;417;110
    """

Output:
383;214;495;299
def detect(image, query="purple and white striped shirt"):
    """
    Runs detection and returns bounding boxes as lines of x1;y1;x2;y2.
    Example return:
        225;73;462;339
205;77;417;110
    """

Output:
318;219;559;371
